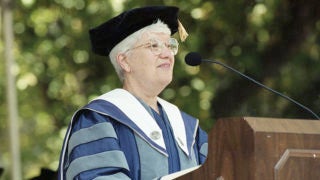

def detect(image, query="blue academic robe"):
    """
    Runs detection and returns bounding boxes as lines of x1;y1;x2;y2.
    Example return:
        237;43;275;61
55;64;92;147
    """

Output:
58;89;208;180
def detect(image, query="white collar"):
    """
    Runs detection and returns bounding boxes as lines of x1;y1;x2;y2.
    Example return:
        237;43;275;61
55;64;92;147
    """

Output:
95;88;189;155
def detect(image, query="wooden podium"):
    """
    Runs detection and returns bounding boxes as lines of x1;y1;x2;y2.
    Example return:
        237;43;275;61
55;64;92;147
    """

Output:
177;117;320;180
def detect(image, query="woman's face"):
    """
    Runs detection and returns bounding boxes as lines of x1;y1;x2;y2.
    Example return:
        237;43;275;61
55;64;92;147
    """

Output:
122;32;176;92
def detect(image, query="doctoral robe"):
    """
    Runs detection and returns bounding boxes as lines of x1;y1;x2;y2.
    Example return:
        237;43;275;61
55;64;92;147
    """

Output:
58;89;208;180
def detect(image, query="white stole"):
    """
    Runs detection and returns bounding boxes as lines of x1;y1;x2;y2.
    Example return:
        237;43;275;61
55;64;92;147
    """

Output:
95;88;190;156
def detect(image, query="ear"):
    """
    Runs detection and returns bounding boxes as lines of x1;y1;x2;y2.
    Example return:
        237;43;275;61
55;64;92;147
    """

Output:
116;53;131;72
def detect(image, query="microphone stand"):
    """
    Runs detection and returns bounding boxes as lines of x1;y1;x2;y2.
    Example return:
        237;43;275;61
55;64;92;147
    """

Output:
203;59;320;120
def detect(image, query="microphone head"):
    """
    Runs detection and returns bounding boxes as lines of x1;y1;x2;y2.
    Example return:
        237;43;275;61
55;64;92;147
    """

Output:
185;52;202;66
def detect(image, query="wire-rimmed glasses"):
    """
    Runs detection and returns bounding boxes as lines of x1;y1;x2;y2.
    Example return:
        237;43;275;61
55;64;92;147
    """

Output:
125;37;179;55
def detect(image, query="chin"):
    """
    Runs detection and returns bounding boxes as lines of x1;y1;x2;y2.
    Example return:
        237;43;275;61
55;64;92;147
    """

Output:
161;78;172;87
155;73;172;87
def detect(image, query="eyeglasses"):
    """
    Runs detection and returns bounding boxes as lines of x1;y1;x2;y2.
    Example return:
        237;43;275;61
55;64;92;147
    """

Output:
125;38;179;55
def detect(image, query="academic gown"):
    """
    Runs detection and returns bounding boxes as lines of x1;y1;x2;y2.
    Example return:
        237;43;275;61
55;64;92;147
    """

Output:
58;89;208;180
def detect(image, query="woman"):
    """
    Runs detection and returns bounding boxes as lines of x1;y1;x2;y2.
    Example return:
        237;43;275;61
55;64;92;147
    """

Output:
58;5;208;180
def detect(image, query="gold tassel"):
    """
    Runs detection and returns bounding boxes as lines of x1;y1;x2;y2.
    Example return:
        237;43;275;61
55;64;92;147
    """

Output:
178;19;188;42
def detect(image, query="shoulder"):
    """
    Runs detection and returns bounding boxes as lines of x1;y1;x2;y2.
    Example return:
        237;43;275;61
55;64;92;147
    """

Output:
180;111;197;121
71;99;139;132
71;106;114;132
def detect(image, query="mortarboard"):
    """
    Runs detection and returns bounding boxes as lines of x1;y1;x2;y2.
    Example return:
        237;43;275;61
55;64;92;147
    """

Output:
89;6;188;56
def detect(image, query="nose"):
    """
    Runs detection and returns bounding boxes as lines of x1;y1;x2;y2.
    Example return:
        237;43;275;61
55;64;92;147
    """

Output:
159;45;174;58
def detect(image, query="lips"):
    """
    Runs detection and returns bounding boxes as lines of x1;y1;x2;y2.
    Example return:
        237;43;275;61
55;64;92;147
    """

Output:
157;62;171;68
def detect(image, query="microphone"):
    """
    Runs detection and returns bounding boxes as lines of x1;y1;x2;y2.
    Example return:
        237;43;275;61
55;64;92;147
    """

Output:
185;52;320;120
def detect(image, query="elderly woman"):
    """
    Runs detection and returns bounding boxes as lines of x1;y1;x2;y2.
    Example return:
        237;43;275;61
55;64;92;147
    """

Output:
58;6;208;180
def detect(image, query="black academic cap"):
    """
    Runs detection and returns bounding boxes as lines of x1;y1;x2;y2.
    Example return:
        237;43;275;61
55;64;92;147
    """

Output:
89;6;180;56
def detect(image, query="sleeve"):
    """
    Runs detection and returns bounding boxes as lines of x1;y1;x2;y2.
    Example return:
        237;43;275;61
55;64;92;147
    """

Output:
196;127;208;164
61;110;132;180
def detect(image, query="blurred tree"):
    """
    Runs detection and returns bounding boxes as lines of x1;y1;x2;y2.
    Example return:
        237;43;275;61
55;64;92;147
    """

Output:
207;0;320;119
0;0;319;179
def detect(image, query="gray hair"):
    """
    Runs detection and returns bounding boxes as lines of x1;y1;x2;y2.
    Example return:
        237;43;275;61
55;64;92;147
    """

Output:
109;20;171;83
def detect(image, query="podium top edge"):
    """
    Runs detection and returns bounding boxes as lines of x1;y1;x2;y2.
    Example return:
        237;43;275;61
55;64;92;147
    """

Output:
220;117;320;134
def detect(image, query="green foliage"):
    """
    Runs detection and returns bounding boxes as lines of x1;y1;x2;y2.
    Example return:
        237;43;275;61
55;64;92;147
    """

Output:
1;0;319;179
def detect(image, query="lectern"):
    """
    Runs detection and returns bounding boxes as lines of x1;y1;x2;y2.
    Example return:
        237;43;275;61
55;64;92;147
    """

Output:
177;117;320;180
